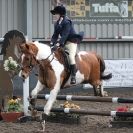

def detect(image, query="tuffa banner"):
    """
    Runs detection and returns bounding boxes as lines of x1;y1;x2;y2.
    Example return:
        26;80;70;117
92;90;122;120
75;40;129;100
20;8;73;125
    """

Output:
52;0;133;24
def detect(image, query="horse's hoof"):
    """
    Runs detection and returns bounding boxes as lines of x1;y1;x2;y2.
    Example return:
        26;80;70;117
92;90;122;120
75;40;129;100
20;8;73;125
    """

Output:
44;111;50;116
44;108;50;116
103;91;108;97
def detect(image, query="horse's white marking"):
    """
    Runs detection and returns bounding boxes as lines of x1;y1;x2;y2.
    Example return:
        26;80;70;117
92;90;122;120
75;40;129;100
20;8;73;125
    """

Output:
79;51;88;55
78;51;88;60
76;70;85;83
33;41;52;60
43;57;64;115
18;70;22;77
21;54;25;63
44;76;61;115
44;80;60;115
31;80;44;98
65;70;84;86
100;82;104;96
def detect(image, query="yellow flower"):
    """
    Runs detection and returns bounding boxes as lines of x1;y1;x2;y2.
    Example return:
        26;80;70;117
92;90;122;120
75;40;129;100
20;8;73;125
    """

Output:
8;99;18;104
8;99;14;104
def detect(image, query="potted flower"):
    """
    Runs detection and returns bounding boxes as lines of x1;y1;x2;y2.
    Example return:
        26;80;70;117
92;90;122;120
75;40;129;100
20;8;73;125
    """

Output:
1;96;24;122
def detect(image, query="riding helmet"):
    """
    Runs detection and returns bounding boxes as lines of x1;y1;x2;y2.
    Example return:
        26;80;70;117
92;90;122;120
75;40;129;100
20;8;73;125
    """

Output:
50;5;66;15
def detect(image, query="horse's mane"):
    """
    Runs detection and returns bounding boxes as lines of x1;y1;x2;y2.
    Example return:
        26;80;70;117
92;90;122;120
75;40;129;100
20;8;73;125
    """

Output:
1;30;26;55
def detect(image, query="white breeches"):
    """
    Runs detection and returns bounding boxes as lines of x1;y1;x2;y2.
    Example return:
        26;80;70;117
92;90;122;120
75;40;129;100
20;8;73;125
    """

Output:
65;41;77;65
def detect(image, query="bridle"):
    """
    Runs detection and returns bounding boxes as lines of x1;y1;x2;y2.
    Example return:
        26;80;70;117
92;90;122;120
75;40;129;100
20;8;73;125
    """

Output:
21;54;37;72
21;51;55;72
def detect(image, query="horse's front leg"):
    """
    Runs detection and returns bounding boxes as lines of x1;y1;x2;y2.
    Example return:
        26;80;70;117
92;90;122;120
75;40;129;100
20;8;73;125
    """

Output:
44;78;61;115
31;80;44;98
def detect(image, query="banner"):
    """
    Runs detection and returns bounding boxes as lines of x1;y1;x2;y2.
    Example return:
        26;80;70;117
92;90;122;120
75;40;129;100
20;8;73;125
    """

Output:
103;60;133;87
52;0;133;24
90;0;128;18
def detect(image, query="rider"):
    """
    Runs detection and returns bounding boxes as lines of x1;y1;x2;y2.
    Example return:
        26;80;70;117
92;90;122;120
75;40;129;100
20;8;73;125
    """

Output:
50;5;83;84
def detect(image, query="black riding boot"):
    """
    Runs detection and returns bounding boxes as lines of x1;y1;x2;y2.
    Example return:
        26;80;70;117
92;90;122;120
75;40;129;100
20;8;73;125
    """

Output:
70;64;76;84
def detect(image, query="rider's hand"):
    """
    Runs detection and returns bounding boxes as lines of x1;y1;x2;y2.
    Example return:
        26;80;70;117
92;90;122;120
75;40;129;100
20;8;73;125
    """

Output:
56;43;64;49
50;45;56;51
50;42;54;47
56;43;60;47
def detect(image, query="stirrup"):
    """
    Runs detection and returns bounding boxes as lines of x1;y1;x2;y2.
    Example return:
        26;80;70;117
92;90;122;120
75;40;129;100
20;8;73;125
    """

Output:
71;77;76;84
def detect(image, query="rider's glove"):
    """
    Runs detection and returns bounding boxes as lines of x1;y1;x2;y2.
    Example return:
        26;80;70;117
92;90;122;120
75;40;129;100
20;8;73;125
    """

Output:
50;42;54;47
56;43;64;48
56;43;60;47
50;42;56;51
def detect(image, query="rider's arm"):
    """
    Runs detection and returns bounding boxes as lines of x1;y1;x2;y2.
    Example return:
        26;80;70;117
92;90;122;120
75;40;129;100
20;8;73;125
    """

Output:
58;20;71;46
50;24;59;46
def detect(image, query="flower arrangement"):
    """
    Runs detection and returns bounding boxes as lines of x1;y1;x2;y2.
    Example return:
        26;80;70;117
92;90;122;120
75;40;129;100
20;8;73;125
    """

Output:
7;96;22;112
3;56;20;78
3;56;18;72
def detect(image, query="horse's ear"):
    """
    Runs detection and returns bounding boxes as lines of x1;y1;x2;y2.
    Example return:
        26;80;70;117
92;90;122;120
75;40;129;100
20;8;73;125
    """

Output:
19;43;30;53
19;42;36;55
28;43;38;55
25;43;30;50
19;43;24;49
19;43;26;52
25;43;35;54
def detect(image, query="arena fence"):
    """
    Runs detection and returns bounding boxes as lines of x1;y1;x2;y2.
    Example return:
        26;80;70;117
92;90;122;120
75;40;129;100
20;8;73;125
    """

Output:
37;94;133;103
28;106;133;117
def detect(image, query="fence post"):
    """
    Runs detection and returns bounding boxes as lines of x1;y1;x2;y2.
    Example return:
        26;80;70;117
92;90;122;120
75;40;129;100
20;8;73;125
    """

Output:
23;77;30;116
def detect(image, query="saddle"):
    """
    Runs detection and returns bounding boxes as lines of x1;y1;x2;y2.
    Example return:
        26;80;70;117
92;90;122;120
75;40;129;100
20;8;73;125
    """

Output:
54;47;76;88
59;48;71;73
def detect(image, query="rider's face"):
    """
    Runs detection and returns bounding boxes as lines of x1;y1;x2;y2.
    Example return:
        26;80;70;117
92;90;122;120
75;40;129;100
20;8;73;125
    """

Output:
54;14;60;21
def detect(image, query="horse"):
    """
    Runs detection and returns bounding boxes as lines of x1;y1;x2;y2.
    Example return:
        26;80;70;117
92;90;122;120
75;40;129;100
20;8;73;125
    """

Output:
19;41;112;115
0;30;26;110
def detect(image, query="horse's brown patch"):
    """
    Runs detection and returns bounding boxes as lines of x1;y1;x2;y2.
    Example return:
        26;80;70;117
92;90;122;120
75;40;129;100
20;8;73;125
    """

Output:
38;60;56;90
54;48;69;69
76;52;101;86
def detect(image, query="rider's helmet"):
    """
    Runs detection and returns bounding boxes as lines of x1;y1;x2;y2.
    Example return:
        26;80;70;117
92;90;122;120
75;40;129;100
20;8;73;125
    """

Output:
50;5;66;16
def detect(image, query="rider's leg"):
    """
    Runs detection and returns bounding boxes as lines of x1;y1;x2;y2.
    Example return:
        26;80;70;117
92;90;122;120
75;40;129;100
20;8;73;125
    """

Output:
65;41;77;84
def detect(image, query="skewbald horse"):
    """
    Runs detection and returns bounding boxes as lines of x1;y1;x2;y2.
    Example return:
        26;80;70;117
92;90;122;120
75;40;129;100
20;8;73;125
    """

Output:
19;41;112;115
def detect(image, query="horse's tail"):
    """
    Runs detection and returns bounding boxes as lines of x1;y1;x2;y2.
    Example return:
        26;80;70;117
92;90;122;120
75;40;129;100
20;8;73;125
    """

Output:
96;55;112;80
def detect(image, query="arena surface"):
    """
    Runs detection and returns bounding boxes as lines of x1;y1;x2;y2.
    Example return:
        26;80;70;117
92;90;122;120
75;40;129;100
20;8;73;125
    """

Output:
1;88;133;133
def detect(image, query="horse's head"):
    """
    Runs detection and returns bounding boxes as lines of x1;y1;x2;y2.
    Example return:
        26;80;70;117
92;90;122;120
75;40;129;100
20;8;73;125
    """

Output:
19;43;39;79
19;53;38;79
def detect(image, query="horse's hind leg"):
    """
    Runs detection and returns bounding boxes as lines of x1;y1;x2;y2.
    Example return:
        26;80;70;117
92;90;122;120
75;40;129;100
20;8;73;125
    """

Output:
93;81;108;97
98;83;108;96
93;85;98;96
